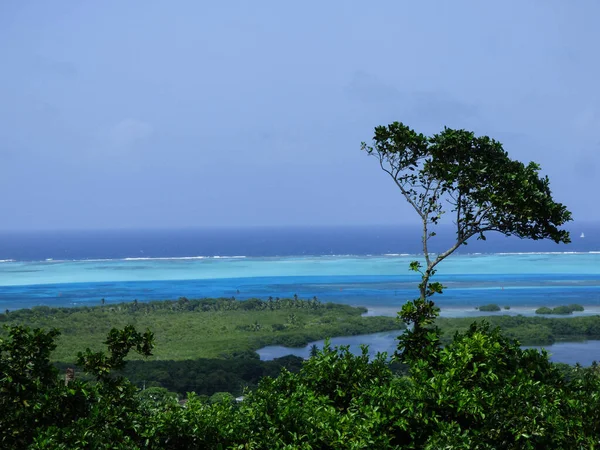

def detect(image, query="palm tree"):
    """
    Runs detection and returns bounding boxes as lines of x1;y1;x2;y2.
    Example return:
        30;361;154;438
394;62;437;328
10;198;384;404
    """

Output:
287;313;298;326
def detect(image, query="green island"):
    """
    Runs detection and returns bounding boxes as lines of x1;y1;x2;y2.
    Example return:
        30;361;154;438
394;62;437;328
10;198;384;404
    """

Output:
476;303;501;312
0;297;400;361
436;313;600;345
535;304;585;315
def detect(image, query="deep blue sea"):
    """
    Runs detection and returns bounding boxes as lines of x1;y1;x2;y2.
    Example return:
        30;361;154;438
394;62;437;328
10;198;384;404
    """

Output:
1;224;598;260
1;224;599;315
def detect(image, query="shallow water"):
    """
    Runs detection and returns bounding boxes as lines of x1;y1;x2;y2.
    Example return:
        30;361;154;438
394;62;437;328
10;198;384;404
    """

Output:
1;253;600;311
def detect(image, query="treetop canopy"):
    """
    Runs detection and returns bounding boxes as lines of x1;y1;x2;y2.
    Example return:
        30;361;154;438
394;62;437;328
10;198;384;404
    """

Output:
362;121;571;244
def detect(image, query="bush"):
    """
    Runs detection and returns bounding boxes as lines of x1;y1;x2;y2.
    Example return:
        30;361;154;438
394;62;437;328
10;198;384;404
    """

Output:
137;387;178;410
503;305;510;310
478;304;501;312
209;391;235;404
569;304;585;312
535;307;553;314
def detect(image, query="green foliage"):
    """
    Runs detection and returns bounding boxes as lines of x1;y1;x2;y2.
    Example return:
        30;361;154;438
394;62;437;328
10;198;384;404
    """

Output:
362;122;571;245
137;387;179;411
551;305;576;315
4;320;600;448
398;322;599;448
535;304;585;315
77;325;154;380
0;326;62;449
208;391;235;404
1;297;399;361
105;354;305;397
1;325;154;449
478;304;501;312
436;314;600;346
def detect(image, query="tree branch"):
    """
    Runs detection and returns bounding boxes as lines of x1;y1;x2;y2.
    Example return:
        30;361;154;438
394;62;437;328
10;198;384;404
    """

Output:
377;154;425;220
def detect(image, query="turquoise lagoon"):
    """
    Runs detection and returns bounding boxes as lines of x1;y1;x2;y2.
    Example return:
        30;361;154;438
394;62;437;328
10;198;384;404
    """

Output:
1;253;600;314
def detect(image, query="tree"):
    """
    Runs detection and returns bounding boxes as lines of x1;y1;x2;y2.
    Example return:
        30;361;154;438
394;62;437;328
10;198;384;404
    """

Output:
209;391;235;404
287;313;298;326
0;325;154;449
0;326;61;448
362;122;572;363
137;387;178;411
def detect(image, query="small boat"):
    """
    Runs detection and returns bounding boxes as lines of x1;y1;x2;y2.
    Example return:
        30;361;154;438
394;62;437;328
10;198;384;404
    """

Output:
580;232;585;238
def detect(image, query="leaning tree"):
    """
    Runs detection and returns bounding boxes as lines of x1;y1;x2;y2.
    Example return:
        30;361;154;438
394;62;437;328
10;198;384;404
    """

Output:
361;122;572;363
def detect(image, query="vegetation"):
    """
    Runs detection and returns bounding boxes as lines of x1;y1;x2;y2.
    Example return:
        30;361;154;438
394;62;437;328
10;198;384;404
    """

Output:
1;298;400;398
477;303;501;312
0;297;400;361
46;314;600;397
3;323;600;449
437;314;600;345
535;304;585;315
55;354;306;398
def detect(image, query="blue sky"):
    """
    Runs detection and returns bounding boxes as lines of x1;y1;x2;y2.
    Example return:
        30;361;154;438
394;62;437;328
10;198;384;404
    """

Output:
0;1;598;230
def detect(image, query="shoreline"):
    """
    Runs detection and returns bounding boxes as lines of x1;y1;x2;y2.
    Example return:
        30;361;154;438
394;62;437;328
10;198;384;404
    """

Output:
1;250;600;264
362;305;600;318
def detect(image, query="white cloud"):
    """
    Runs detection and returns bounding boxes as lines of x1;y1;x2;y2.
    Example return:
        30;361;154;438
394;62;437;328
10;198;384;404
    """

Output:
109;118;153;148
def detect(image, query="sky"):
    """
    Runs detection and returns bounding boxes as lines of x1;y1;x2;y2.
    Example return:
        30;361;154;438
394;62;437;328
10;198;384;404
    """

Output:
0;1;598;230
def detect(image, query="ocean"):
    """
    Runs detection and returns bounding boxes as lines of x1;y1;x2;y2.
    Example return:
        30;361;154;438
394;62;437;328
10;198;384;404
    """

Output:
0;224;599;314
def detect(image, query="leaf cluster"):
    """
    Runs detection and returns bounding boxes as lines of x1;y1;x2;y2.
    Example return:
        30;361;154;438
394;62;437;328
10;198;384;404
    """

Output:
362;122;571;245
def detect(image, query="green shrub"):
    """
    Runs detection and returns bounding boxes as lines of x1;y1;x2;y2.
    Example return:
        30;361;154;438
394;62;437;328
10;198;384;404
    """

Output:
568;304;585;312
137;387;178;410
535;307;553;314
209;391;235;404
503;305;510;310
